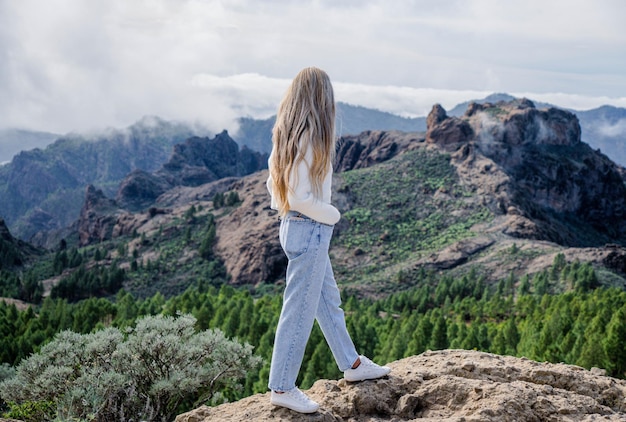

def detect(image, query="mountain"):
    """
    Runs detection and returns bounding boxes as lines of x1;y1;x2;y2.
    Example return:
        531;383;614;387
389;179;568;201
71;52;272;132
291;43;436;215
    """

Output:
63;98;626;299
204;98;626;293
427;98;626;245
0;106;426;243
233;102;426;154
577;105;626;166
0;117;204;241
447;93;626;167
33;131;266;250
1;92;625;252
116;130;266;211
176;349;626;421
0;128;59;164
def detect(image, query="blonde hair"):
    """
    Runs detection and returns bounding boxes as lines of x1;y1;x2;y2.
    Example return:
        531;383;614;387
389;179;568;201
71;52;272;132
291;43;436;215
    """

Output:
269;67;336;216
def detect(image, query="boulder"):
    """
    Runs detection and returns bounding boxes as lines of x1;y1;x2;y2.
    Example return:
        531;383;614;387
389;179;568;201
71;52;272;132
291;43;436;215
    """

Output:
176;349;626;421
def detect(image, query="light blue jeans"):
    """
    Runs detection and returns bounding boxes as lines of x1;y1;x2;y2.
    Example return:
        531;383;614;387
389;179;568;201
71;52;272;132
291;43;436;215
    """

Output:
268;211;359;392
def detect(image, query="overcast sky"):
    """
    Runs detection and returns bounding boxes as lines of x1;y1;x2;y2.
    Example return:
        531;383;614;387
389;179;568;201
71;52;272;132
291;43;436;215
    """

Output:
1;0;625;135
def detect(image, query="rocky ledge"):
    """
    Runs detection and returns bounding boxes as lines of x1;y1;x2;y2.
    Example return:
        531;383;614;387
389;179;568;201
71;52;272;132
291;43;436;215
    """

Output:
176;349;626;422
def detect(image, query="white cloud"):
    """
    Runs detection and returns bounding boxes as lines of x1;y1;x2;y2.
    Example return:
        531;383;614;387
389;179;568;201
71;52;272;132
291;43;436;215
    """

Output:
0;0;624;133
595;119;626;137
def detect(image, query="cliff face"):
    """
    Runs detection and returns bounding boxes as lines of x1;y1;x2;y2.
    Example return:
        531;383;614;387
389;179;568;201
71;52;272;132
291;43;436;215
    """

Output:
334;130;424;173
175;349;626;421
77;185;132;246
426;99;626;246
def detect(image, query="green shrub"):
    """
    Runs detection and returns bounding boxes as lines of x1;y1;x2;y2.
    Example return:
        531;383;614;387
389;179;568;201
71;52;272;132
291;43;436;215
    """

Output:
4;400;56;422
0;314;262;422
0;363;15;414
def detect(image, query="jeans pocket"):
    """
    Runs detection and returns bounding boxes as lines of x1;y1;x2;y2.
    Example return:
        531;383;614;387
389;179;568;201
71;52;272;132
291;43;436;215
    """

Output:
280;220;316;260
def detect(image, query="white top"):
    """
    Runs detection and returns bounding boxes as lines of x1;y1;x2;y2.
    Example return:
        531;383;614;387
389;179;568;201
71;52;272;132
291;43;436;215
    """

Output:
266;143;341;225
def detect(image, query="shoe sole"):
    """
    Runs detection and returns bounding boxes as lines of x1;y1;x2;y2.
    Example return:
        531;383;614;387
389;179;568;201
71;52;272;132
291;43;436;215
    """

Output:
271;401;319;413
344;370;391;382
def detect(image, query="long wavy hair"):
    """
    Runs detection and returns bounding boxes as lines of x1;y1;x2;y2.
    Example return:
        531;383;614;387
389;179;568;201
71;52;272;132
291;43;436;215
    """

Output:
269;67;336;216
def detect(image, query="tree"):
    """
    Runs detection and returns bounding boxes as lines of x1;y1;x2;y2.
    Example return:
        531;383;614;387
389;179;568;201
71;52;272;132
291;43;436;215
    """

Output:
503;317;520;355
604;305;626;377
430;312;448;350
577;315;609;370
533;272;550;296
213;192;225;208
199;215;217;260
185;205;197;223
0;314;262;422
225;191;240;206
517;275;530;296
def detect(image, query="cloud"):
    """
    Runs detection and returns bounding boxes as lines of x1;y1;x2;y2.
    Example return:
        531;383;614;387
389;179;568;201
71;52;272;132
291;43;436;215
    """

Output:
0;0;624;134
594;119;626;137
191;73;290;119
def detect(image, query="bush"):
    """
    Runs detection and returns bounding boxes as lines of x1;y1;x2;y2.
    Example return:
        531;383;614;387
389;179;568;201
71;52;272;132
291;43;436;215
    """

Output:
3;400;56;422
0;363;15;414
0;314;262;422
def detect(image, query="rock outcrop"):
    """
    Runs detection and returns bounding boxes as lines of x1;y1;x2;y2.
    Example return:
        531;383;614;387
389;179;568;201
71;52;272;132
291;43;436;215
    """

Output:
427;99;626;246
116;169;174;212
77;185;130;246
335;130;424;172
176;349;626;422
116;131;267;211
426;104;473;151
212;172;286;286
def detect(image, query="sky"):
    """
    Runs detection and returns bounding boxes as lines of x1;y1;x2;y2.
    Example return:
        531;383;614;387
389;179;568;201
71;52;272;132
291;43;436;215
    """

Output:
1;0;625;135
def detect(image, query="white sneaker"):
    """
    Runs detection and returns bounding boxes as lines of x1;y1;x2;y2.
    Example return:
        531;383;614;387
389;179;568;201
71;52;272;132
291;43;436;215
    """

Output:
344;355;391;382
270;387;320;413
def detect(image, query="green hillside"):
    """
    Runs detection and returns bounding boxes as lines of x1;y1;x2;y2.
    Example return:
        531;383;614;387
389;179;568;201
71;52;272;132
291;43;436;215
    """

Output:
332;148;491;294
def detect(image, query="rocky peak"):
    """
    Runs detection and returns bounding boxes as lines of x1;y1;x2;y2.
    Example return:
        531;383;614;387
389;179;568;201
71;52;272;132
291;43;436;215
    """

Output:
334;130;424;173
426;103;448;127
427;99;626;245
426;104;474;151
465;99;581;148
176;349;626;421
427;99;581;151
116;131;267;211
83;185;117;212
78;185;127;246
116;170;173;211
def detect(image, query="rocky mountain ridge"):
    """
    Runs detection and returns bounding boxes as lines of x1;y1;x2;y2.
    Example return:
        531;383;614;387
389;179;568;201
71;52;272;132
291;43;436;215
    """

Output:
0;103;427;242
58;99;626;295
449;93;626;167
116;131;267;211
0;117;201;240
3;96;626;243
4;98;626;299
175;349;626;421
427;98;626;246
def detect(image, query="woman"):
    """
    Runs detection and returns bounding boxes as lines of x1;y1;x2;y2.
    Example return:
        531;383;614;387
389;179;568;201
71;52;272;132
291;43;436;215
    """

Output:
266;67;390;414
